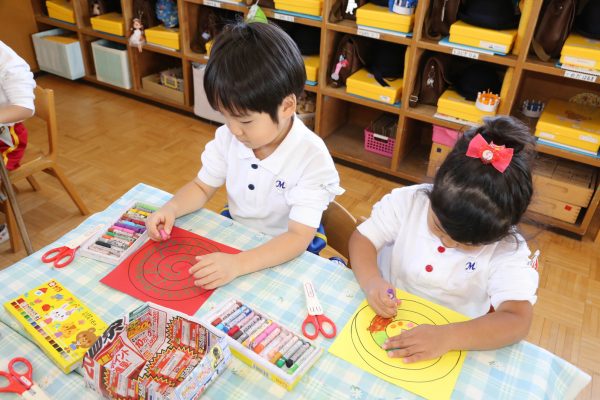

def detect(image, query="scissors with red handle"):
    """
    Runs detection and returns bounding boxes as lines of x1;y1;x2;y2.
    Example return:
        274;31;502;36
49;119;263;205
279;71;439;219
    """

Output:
41;224;104;268
0;357;51;399
301;281;337;339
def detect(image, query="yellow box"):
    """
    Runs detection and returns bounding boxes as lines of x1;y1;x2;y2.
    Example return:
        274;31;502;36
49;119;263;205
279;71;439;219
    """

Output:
90;12;124;36
43;35;78;45
304;55;319;83
346;68;403;105
535;99;600;153
46;0;75;24
449;20;517;54
533;154;596;207
145;25;180;50
356;3;414;33
142;74;184;105
529;195;581;224
206;39;213;57
274;0;323;16
436;89;496;123
560;33;600;71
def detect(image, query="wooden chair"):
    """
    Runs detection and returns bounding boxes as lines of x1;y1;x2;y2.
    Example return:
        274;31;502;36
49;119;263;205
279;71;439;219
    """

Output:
321;201;357;267
1;85;89;252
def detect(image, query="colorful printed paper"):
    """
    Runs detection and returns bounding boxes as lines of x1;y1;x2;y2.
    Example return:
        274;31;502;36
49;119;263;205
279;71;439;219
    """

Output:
101;226;240;315
4;279;108;373
328;289;470;400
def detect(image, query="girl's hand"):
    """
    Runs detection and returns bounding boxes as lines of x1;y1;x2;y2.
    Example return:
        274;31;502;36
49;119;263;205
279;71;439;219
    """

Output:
382;324;453;363
189;252;242;289
363;277;400;318
145;205;176;241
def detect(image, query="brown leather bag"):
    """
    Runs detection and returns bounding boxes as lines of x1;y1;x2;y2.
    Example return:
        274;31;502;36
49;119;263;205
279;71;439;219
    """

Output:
424;0;463;39
329;35;370;88
329;0;368;22
409;53;452;107
132;0;159;28
531;0;576;61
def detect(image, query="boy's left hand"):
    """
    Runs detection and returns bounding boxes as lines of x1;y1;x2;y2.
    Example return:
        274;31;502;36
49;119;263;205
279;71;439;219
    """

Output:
189;253;241;289
382;324;453;363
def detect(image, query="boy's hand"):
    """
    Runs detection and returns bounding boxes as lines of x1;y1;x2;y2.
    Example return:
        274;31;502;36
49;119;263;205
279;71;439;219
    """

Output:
189;252;241;289
364;276;400;318
146;205;176;241
382;324;453;363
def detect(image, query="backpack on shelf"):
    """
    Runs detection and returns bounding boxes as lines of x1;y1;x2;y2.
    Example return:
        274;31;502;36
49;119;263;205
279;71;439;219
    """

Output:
424;0;463;39
156;0;179;28
409;52;452;107
132;0;159;29
531;0;576;61
329;0;368;22
329;34;371;88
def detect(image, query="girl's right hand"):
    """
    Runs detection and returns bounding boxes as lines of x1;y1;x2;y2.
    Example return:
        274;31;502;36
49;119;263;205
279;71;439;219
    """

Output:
146;205;176;241
364;277;400;318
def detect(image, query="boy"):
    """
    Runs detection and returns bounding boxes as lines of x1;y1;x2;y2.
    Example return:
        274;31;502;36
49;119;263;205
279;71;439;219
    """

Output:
146;22;343;289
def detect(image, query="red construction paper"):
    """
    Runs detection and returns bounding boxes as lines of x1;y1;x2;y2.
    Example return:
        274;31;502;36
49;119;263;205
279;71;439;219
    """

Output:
101;226;240;315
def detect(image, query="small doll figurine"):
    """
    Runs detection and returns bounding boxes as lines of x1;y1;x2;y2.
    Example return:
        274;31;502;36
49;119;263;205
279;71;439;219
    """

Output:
90;0;104;16
129;17;146;52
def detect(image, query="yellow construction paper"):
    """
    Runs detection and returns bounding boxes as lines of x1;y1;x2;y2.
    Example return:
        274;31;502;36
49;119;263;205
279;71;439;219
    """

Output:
329;289;470;400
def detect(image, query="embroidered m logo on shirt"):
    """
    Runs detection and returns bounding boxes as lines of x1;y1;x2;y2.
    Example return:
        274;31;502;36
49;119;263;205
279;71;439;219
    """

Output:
465;261;476;272
275;180;286;189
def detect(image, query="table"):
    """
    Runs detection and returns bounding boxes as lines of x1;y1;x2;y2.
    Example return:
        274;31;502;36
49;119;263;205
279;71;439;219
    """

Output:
0;183;591;399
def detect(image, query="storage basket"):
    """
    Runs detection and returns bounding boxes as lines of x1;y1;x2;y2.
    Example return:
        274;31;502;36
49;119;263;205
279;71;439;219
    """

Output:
364;114;398;158
159;67;184;91
91;39;132;89
32;29;84;80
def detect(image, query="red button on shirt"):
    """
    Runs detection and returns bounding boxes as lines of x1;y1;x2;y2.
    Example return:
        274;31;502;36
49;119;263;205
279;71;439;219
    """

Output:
425;265;433;272
437;246;445;253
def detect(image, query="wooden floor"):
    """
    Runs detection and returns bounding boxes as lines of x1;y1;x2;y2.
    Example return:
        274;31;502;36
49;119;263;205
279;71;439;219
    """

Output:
1;75;599;398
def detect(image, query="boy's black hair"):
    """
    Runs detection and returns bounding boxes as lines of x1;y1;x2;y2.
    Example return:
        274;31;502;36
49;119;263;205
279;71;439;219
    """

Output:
429;116;536;245
204;22;306;123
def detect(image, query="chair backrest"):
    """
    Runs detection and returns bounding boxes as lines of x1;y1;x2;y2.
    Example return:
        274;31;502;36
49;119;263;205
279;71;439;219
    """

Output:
33;85;58;160
321;201;357;265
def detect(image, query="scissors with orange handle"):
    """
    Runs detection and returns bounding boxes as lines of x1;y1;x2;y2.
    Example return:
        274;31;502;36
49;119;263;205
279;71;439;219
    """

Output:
301;281;337;340
0;357;51;399
41;224;104;268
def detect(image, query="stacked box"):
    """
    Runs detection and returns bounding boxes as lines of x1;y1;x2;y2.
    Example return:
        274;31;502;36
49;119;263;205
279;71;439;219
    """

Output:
274;0;323;16
90;12;125;36
46;0;75;23
560;33;600;71
356;3;414;34
436;89;497;124
529;154;597;223
449;20;517;55
145;25;180;50
346;68;403;105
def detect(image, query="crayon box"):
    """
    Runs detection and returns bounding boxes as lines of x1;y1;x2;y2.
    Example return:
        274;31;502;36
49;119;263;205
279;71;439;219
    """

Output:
202;299;323;391
79;201;159;265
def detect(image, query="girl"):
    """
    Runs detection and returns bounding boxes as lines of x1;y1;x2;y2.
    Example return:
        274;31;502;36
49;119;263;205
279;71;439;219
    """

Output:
349;116;539;363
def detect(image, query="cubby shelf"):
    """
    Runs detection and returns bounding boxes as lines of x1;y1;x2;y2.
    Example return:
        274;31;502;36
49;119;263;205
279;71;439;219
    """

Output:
326;20;413;46
30;0;600;238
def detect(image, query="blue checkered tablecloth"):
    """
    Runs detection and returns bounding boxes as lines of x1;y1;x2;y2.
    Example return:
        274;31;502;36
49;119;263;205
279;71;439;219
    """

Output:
0;183;591;399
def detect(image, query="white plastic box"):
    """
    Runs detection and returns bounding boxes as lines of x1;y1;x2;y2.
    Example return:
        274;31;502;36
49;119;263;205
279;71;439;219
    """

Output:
91;39;132;89
192;63;226;124
32;29;85;80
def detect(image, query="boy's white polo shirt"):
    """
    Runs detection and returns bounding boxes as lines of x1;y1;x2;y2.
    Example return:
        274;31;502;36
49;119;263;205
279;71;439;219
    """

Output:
358;184;539;318
198;116;344;237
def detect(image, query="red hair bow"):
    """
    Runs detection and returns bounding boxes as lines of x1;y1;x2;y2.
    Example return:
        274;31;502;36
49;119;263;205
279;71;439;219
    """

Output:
466;133;514;173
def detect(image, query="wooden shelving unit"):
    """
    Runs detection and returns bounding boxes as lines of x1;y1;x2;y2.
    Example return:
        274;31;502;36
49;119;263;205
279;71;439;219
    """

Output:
29;0;600;237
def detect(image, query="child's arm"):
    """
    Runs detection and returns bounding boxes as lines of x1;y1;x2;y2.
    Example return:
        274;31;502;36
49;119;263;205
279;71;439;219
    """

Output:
0;105;34;125
382;300;533;363
349;230;399;318
146;178;218;240
189;220;316;289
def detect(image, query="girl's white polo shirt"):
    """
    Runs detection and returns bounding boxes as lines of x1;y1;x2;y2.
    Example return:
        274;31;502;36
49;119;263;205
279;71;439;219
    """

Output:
0;41;35;113
198;116;344;237
358;184;539;318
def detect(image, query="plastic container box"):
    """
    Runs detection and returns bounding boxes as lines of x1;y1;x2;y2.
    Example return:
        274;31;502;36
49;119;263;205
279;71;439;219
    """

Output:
32;29;85;80
363;113;398;158
91;39;132;89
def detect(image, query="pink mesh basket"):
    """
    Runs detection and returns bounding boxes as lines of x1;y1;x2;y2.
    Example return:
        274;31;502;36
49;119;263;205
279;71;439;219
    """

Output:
364;114;397;158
